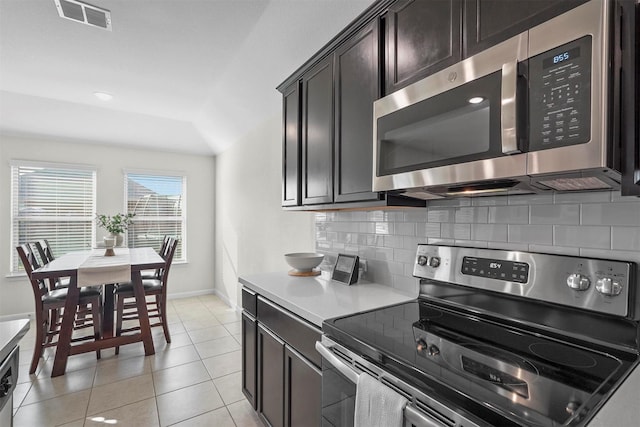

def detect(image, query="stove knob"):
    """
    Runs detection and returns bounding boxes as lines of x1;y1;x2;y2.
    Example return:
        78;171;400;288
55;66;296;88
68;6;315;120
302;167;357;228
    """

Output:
428;344;440;357
416;338;428;353
566;274;590;291
429;257;441;268
596;277;622;296
417;255;428;266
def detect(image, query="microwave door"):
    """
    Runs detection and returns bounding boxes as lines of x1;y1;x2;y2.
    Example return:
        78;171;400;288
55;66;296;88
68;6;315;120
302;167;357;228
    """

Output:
373;34;528;193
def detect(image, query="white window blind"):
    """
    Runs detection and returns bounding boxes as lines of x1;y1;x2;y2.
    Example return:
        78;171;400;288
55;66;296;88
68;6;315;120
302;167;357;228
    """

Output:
126;173;185;261
11;162;96;272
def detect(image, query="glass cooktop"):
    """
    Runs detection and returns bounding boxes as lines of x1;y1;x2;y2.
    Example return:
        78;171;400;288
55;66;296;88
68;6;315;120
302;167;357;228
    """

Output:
323;297;638;426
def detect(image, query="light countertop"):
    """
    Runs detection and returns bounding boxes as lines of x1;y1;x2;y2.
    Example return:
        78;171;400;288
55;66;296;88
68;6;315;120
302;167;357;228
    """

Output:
0;318;30;363
239;272;418;327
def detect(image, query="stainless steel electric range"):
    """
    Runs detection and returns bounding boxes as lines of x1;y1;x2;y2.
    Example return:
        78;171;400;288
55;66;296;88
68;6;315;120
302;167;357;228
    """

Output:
317;245;639;427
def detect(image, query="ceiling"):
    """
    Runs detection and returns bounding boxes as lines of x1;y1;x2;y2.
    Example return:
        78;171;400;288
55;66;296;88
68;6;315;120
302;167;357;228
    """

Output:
0;0;374;155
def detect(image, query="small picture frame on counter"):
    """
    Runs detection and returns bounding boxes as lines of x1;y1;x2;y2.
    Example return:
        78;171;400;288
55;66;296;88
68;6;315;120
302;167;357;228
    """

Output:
331;253;359;285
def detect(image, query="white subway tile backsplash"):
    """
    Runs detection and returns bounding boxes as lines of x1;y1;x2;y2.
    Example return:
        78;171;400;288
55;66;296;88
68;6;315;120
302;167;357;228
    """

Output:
427;198;472;207
488;205;529;224
472;196;508;206
395;222;416;236
508;225;553;244
508;193;553;205
582;202;640;226
472;224;507;242
383;235;405;249
554;225;611;249
375;247;394;261
527;244;580;256
416;222;441;238
530;204;580;225
315;191;640;287
453;240;489;248
554;191;611;204
427;208;455;223
394;248;417;263
611;227;640;251
455;207;488;223
442;223;471;240
487;242;529;251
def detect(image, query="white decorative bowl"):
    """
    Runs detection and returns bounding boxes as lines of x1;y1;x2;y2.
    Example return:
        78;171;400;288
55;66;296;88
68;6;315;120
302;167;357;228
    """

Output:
284;253;324;272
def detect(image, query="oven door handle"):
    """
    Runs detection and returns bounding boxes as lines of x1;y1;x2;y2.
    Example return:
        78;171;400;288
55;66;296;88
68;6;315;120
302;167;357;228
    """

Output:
316;341;446;427
315;340;359;383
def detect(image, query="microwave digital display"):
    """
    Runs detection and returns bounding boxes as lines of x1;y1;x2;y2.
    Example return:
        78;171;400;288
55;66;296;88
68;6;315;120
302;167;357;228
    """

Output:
543;46;581;69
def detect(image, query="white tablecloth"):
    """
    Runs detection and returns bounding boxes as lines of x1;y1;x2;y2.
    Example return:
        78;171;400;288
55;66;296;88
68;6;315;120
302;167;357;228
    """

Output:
77;248;131;286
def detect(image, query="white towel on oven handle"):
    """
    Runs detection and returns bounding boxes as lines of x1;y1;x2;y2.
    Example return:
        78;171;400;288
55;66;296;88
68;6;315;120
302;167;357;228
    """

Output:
354;372;408;427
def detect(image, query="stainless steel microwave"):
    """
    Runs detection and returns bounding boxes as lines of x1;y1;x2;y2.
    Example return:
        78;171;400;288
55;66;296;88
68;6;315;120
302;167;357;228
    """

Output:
373;0;626;198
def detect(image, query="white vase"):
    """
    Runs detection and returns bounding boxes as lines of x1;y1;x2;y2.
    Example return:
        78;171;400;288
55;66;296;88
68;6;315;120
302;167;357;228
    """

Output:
110;233;124;247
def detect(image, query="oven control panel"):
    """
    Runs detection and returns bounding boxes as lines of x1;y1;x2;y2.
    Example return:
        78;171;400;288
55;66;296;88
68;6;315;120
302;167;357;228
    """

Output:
414;245;634;317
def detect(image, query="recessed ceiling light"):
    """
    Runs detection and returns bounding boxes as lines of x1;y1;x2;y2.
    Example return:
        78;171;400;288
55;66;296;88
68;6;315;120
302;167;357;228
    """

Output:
93;91;113;101
468;96;484;104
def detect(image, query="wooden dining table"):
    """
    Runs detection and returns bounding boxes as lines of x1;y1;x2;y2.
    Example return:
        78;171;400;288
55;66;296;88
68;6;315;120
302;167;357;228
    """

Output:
31;247;164;377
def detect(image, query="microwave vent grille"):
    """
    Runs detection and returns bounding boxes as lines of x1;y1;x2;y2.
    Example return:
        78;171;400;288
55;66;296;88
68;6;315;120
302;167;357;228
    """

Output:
537;177;612;191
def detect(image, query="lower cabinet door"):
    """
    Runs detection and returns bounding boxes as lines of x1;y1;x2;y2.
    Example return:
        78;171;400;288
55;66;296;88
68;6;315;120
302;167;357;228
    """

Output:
241;312;257;408
284;345;322;427
258;324;285;427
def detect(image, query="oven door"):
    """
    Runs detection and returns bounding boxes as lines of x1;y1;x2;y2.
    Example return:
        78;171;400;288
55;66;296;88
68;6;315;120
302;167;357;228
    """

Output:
373;33;528;193
316;338;482;427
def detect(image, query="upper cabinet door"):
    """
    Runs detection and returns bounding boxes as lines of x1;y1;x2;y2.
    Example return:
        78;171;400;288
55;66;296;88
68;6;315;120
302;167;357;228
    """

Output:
385;0;462;95
282;81;301;207
334;19;381;203
302;56;334;205
463;0;588;58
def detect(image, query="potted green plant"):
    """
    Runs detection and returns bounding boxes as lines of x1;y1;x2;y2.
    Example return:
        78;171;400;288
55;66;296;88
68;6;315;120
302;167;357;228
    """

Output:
95;213;135;247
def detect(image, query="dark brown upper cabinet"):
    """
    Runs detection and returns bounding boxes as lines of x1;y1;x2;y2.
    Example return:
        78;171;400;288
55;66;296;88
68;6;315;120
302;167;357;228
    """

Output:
384;0;462;95
463;0;588;57
302;56;334;205
334;19;381;203
282;81;301;207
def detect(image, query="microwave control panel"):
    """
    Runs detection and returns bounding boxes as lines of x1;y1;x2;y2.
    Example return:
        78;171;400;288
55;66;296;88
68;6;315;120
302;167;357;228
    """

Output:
528;36;592;151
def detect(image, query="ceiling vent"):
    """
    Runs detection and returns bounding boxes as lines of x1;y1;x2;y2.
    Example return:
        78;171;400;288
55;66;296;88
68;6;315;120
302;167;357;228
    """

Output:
54;0;112;31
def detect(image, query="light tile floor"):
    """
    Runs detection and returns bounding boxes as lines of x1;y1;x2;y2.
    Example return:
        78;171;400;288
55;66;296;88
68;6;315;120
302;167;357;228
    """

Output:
12;294;263;427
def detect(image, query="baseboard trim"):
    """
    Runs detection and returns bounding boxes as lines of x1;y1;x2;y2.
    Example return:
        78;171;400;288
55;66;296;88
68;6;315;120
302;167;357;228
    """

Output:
166;289;215;300
212;288;238;311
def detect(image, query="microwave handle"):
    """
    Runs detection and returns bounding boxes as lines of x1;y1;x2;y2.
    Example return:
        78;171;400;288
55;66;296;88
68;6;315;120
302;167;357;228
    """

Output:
501;60;520;154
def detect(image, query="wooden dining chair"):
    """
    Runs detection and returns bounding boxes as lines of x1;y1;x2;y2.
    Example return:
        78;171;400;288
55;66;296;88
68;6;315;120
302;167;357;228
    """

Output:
141;235;171;280
114;237;178;353
35;239;71;290
16;244;103;374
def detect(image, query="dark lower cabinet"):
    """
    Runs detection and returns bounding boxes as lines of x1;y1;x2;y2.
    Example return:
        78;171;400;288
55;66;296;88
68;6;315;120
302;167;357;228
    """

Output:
258;324;285;427
284;345;322;427
241;312;257;409
244;290;322;427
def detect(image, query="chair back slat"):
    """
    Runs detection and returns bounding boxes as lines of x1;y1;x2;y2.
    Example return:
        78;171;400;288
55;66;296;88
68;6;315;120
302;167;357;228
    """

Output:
35;239;55;263
160;237;179;288
16;244;48;308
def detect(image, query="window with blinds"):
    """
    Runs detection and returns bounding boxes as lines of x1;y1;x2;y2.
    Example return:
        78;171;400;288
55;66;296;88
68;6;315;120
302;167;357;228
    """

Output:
126;173;185;261
11;162;96;272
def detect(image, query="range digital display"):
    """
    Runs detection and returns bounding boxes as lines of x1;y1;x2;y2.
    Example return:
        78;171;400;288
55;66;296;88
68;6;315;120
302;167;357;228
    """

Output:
462;256;529;283
462;356;529;398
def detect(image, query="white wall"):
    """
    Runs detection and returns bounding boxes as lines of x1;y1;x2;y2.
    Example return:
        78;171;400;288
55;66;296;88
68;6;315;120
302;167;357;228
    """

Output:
214;114;314;308
0;135;216;318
